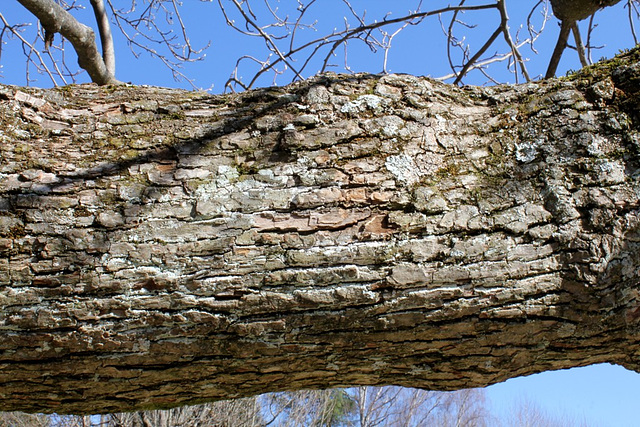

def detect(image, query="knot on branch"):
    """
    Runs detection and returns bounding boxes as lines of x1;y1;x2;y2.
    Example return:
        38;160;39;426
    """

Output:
550;0;622;22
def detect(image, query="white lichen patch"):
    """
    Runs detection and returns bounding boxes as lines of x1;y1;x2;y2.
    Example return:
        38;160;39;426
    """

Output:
385;154;421;186
362;115;409;139
340;94;387;114
515;139;543;163
597;159;626;184
585;134;606;156
194;165;240;202
386;152;445;186
256;168;290;186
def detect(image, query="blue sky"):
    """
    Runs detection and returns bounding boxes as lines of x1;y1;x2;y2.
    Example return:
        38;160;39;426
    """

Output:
2;0;636;90
1;1;640;424
486;363;640;426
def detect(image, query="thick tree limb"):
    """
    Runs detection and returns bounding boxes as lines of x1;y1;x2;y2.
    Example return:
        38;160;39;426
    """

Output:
1;49;640;414
15;0;118;85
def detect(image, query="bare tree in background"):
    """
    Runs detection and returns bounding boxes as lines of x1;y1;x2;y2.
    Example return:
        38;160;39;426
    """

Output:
259;386;491;427
104;396;263;427
261;388;354;426
1;0;639;89
0;412;49;427
503;397;592;427
0;397;264;427
350;386;489;427
1;387;596;426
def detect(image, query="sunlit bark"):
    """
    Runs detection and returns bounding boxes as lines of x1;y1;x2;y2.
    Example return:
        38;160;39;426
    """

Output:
1;49;640;414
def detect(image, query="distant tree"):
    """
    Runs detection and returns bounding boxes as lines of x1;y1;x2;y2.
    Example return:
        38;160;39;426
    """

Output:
349;386;489;427
258;386;491;427
0;411;49;427
1;386;599;426
261;389;353;427
0;397;264;427
103;397;263;427
503;397;592;427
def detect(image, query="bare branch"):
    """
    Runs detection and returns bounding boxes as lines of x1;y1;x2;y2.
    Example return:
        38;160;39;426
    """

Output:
497;0;531;82
223;2;504;91
16;0;119;84
546;20;571;78
572;21;589;67
4;0;637;91
89;0;115;75
628;0;639;44
453;25;502;85
0;12;60;85
105;0;209;88
545;0;625;78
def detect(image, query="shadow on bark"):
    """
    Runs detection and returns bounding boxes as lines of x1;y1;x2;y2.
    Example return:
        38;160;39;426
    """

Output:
1;52;640;413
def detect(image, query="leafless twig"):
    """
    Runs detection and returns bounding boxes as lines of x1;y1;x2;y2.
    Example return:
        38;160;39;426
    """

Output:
0;12;59;85
16;0;118;84
4;0;638;89
106;0;209;88
89;0;115;75
628;0;640;44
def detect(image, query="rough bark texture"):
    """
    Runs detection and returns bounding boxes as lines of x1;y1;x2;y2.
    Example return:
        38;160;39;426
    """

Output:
550;0;622;21
1;48;640;414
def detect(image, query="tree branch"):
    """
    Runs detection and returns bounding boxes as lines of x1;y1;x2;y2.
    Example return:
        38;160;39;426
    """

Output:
15;0;119;84
497;0;531;83
89;0;115;76
545;20;572;78
571;22;589;67
1;48;640;413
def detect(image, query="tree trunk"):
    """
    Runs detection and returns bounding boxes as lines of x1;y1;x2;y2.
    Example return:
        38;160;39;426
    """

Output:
1;49;640;414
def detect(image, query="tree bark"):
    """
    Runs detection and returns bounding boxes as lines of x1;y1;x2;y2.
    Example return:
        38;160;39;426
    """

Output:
1;49;640;414
549;0;622;22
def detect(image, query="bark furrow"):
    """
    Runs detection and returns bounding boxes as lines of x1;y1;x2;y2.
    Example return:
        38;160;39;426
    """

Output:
1;49;640;413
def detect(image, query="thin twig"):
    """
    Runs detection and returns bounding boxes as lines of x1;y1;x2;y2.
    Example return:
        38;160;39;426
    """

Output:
497;0;530;82
572;22;589;67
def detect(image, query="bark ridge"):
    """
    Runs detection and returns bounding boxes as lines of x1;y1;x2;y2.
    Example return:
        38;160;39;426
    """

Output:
1;49;640;413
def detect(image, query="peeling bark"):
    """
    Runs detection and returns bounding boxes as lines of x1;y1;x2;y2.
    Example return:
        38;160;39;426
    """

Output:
1;49;640;414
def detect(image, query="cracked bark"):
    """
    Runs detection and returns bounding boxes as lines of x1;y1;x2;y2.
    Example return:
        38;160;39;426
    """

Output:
1;49;640;414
